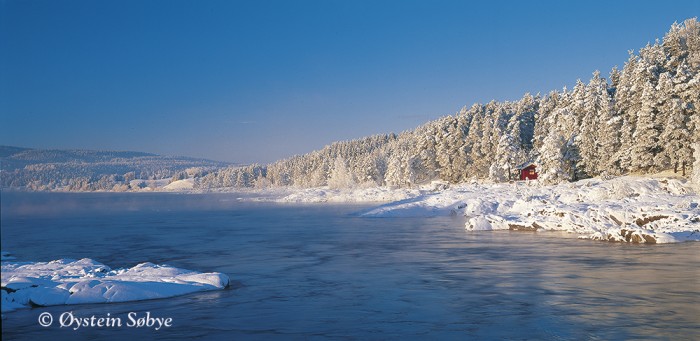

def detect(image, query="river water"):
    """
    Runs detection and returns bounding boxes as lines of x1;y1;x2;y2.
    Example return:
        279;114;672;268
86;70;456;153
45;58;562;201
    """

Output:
2;192;699;340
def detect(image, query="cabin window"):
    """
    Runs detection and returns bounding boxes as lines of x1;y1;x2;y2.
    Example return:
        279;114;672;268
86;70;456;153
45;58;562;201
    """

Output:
529;169;535;175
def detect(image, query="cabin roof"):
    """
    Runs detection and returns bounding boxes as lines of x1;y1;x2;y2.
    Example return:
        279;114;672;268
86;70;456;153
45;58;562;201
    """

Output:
516;162;536;170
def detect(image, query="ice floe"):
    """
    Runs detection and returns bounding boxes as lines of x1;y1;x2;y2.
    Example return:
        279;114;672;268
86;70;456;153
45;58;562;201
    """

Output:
1;257;229;313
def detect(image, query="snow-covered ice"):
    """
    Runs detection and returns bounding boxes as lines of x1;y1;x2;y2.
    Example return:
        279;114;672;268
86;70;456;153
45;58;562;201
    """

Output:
1;258;229;313
361;175;700;244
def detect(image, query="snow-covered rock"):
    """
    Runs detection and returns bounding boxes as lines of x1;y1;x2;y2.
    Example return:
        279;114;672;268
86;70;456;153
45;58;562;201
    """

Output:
1;258;229;313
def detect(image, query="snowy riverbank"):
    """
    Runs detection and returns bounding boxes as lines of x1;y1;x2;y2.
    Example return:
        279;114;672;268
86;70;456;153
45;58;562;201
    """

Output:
133;174;700;244
360;175;700;244
177;173;700;244
1;257;229;313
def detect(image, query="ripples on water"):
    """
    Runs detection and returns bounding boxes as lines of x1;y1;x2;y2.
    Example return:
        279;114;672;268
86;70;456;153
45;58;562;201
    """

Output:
2;192;699;340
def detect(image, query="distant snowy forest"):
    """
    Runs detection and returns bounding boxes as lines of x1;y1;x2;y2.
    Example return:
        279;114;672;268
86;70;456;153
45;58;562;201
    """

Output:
201;19;700;189
2;19;699;191
0;146;228;191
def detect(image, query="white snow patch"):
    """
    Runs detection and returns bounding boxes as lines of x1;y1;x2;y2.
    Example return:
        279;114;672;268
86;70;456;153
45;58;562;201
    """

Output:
1;258;229;313
162;178;195;191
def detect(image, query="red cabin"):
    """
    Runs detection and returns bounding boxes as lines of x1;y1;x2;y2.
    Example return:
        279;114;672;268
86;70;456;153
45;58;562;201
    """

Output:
518;163;538;181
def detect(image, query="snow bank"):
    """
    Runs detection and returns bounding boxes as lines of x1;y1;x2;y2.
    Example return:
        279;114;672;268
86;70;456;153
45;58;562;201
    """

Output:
1;257;229;313
363;176;700;244
162;178;195;191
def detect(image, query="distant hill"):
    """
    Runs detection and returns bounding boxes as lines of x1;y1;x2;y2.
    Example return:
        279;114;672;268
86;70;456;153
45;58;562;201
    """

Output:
0;146;231;191
0;146;33;158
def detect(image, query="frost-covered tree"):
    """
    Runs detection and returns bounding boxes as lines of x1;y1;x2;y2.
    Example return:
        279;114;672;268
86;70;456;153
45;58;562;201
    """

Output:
655;73;693;173
384;148;407;187
328;157;355;189
538;131;568;184
613;51;642;172
489;134;518;182
630;80;662;172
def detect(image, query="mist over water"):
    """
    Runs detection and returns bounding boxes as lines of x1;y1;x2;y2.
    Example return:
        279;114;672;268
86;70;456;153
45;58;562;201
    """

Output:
1;192;252;217
2;192;699;340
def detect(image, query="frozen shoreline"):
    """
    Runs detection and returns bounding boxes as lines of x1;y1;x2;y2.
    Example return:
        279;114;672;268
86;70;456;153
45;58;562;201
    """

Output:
168;174;700;244
202;174;700;244
359;175;700;244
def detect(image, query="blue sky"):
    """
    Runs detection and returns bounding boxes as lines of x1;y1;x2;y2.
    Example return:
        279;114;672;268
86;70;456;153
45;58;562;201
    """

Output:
1;0;698;164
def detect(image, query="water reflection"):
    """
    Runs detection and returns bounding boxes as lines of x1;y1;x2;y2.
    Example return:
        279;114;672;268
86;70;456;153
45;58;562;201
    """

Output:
1;193;699;340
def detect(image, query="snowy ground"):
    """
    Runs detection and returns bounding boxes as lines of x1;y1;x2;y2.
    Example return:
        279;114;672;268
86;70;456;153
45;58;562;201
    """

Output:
161;178;196;191
1;256;229;313
360;175;700;244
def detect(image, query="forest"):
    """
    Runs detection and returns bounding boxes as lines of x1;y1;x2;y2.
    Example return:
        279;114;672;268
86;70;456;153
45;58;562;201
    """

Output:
200;19;700;189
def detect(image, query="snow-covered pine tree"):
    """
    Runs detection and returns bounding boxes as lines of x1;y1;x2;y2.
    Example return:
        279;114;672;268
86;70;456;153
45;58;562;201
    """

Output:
328;157;355;189
489;99;531;182
515;93;538;152
613;51;642;173
531;91;559;154
432;116;456;182
464;106;487;180
473;102;503;178
538;128;568;184
655;72;693;173
384;142;410;187
689;69;700;186
609;66;622;92
595;69;622;175
663;21;689;71
413;124;439;183
489;133;517;182
679;18;700;69
578;71;610;176
630;79;662;172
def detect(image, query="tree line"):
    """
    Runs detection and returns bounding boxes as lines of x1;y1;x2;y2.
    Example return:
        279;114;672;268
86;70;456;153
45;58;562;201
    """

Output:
201;19;700;189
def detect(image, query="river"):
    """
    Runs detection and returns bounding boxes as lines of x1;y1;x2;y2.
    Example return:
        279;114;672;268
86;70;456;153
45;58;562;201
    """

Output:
2;192;699;340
